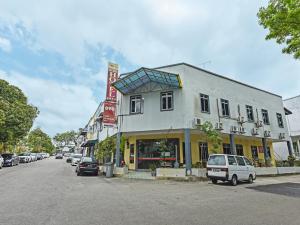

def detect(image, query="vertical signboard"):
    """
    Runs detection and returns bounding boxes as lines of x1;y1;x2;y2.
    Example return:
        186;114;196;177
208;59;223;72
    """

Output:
103;62;118;126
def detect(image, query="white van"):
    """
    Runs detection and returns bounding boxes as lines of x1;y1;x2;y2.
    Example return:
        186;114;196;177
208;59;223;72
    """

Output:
206;154;256;186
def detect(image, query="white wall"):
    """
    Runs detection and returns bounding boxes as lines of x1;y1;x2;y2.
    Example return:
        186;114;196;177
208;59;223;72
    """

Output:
285;95;300;137
119;63;289;143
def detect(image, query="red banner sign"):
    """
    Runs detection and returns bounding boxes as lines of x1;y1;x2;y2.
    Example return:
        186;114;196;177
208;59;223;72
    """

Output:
106;62;118;102
258;146;264;153
102;101;116;125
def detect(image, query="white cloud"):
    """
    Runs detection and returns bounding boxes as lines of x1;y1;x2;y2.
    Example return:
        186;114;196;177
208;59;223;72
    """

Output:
0;36;11;52
0;70;98;136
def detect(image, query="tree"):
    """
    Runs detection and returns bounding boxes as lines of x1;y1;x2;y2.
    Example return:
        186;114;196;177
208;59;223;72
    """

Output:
53;130;78;148
27;128;55;154
258;0;300;59
0;79;38;152
95;136;116;163
197;121;222;154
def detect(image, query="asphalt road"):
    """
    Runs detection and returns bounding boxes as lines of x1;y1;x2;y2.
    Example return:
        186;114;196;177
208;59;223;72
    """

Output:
1;158;300;225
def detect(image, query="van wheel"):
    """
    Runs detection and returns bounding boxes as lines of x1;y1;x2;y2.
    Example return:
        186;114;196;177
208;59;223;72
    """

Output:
248;175;253;184
212;179;218;184
231;175;238;186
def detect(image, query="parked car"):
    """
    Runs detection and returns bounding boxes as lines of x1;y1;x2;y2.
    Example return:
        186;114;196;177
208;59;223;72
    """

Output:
66;154;74;163
18;153;31;163
30;153;38;161
55;153;63;159
0;155;4;169
2;153;19;167
76;157;99;176
71;154;82;166
36;153;43;160
206;154;256;186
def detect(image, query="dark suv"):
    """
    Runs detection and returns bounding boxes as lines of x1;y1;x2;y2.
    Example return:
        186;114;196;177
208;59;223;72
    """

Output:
2;153;19;167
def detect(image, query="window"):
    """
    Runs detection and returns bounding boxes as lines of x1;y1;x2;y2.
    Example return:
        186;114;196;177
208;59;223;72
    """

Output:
262;109;270;125
129;144;134;164
221;99;230;117
236;156;246;166
199;142;208;162
161;92;173;111
223;143;231;154
130;95;142;114
228;156;237;165
277;113;284;128
246;105;254;121
207;155;226;166
244;157;253;166
267;147;272;159
251;146;258;160
236;144;244;156
200;94;210;113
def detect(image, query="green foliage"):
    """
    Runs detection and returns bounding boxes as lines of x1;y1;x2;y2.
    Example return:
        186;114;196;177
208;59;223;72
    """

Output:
0;79;38;152
53;130;78;147
96;136;116;163
27;128;55;153
198;121;222;153
258;0;300;59
288;155;296;166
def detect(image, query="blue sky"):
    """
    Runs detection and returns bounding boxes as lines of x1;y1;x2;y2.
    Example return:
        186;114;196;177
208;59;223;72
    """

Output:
0;0;299;136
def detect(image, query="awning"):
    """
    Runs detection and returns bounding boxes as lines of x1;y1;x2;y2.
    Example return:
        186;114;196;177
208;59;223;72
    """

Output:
81;139;98;147
112;67;182;95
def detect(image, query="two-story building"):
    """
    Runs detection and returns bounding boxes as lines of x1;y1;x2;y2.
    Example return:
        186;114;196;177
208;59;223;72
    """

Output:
112;63;291;172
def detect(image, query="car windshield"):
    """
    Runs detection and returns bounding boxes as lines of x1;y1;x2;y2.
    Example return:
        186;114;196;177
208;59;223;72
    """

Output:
19;153;25;156
207;155;226;166
2;154;13;159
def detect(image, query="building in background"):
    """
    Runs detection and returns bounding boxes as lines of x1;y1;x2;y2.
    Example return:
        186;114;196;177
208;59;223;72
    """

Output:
112;63;290;171
274;95;300;160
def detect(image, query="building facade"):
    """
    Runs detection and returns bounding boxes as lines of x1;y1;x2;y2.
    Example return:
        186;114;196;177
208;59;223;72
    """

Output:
274;95;300;159
113;63;290;171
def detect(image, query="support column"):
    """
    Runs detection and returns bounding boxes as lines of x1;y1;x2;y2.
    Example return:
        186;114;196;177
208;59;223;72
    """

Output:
262;138;269;163
184;129;192;175
229;134;236;155
287;141;293;157
115;132;121;167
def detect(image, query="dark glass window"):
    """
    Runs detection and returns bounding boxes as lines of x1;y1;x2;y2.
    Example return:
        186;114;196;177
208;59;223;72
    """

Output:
130;144;134;164
244;157;253;166
200;94;210;113
221;99;230;117
130;95;142;114
161;92;173;111
277;113;284;128
236;144;244;156
228;156;237;165
199;142;208;161
267;147;272;159
236;156;246;166
223;143;231;154
262;109;270;125
246;105;254;121
251;146;258;160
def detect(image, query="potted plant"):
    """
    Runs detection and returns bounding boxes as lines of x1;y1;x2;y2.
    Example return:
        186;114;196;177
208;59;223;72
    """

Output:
288;155;296;167
149;163;157;176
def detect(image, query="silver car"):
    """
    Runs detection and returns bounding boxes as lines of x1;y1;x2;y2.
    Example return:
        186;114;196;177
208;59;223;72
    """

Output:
71;154;82;166
0;155;4;169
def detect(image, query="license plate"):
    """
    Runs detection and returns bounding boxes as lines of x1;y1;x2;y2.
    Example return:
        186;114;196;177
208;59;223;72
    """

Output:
212;168;221;172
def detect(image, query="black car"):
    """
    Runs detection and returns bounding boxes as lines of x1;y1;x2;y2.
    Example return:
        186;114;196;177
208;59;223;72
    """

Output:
76;157;99;176
2;153;19;167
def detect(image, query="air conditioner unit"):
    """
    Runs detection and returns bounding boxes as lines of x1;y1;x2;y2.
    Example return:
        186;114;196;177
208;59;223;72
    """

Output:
237;116;245;124
252;128;259;135
256;121;263;128
264;130;271;137
193;117;201;127
279;133;285;139
231;126;238;133
239;126;246;134
215;122;223;130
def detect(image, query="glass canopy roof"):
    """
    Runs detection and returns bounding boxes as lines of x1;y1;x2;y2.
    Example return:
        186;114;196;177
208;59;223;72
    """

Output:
112;67;182;95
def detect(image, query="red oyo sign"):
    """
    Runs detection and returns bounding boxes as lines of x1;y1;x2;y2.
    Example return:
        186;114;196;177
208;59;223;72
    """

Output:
102;101;116;125
106;63;118;102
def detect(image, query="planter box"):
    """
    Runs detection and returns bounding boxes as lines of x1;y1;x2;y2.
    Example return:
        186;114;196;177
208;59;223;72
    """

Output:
255;167;277;176
277;167;297;174
192;168;207;178
114;166;128;176
156;168;186;178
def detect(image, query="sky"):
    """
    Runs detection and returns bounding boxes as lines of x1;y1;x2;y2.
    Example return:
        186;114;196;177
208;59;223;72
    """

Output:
0;0;299;137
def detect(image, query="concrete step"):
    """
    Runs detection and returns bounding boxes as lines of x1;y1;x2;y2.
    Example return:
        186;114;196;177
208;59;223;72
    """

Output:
124;171;155;180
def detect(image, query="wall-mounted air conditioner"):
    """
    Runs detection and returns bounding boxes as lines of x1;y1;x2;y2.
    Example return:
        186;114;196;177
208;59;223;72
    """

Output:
252;128;259;135
215;122;223;130
237;116;245;124
239;126;246;134
255;121;263;128
231;126;238;133
193;117;201;127
264;130;271;137
279;133;285;139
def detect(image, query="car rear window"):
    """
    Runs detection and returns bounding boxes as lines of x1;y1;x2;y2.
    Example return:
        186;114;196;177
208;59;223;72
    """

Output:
207;155;226;166
82;157;96;162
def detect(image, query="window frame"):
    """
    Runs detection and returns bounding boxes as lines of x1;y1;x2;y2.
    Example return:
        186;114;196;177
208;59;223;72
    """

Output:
246;105;254;122
200;93;210;113
261;109;270;125
130;95;142;114
220;99;230;117
160;91;174;111
276;113;284;128
199;142;208;162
